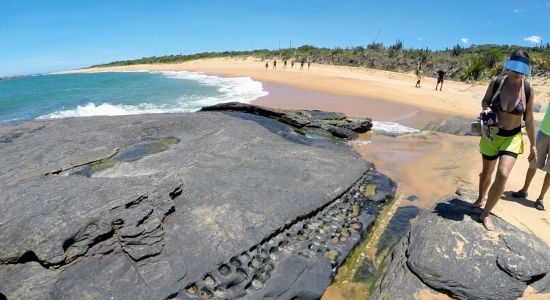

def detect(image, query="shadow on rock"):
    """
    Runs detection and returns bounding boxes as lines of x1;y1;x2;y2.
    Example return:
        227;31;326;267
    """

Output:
433;197;481;222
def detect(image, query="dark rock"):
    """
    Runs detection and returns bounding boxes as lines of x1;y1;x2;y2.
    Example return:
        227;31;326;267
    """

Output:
321;124;358;139
406;195;418;201
200;102;312;127
361;171;397;203
422;116;477;136
533;102;544;113
200;102;372;140
370;192;550;300
340;118;373;133
0;111;390;299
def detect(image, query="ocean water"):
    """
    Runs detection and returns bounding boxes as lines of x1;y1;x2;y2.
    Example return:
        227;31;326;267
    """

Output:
0;71;268;125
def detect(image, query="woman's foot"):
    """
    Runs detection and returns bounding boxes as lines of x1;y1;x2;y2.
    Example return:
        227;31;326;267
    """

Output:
481;216;495;231
472;198;484;208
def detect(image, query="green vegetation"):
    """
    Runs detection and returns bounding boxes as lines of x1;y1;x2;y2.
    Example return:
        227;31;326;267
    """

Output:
93;43;550;81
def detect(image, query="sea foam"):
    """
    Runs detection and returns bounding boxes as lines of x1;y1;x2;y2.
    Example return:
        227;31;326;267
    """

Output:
39;71;268;119
372;121;420;137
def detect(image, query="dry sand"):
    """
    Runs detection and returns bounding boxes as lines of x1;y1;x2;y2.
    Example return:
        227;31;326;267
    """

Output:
64;58;550;298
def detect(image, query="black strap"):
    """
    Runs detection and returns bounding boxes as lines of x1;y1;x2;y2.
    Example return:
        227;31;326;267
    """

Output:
492;75;504;96
525;80;531;102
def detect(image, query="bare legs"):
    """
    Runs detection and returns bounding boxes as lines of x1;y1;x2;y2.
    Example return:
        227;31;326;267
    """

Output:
480;155;517;230
474;157;497;207
517;168;537;195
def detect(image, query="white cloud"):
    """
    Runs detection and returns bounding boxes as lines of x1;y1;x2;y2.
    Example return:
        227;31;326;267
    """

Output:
461;38;469;44
513;9;524;13
524;35;542;44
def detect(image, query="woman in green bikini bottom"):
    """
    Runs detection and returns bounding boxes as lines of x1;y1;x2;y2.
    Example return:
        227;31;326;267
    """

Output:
473;49;536;231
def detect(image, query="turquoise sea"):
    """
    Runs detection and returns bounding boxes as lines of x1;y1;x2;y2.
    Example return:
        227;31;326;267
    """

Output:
0;71;268;125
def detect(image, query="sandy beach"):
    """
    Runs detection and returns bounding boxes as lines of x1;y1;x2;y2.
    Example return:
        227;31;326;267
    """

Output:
65;58;550;298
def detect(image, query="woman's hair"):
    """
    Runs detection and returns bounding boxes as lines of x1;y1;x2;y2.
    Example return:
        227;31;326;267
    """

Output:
511;49;529;60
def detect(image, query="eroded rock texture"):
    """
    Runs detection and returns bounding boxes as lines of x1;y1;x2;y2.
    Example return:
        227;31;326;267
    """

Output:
370;191;550;300
0;108;391;300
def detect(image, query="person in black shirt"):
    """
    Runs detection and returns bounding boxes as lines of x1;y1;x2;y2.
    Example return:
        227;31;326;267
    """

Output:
435;70;445;91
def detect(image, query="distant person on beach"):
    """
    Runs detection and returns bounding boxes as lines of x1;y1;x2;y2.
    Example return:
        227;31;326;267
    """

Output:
512;105;550;211
273;59;277;70
307;58;311;70
283;59;287;69
415;63;422;88
265;61;268;70
435;70;445;91
300;59;305;70
473;49;536;231
291;60;295;68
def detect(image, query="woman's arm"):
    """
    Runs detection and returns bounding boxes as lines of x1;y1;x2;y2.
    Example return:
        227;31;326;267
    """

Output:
481;79;497;110
525;87;537;161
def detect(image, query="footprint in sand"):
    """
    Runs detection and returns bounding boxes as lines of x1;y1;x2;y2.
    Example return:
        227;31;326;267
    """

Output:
543;218;550;226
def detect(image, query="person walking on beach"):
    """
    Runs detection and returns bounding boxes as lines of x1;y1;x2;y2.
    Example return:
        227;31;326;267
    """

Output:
273;59;277;70
291;60;295;69
265;61;269;71
511;104;550;211
415;63;422;88
473;49;536;231
300;58;305;70
435;70;445;91
307;58;311;70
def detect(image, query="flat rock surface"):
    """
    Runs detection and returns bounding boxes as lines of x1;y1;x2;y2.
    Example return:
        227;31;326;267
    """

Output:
370;191;550;300
0;111;389;299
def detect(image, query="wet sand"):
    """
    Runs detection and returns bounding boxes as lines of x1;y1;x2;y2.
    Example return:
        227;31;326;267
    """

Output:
256;82;472;211
256;82;450;129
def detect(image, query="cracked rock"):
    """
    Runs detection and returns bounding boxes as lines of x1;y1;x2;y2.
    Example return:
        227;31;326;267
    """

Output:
370;192;550;300
0;110;385;299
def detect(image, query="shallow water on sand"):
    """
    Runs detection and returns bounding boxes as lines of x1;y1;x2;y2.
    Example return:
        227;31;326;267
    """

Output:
255;82;482;299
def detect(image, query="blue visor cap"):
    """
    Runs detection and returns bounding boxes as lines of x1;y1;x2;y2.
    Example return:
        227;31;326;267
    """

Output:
504;54;530;75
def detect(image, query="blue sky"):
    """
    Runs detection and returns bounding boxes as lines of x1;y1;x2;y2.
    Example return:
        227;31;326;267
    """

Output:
0;0;549;76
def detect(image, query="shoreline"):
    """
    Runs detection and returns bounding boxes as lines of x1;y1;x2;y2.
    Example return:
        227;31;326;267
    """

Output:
29;60;550;298
42;60;550;247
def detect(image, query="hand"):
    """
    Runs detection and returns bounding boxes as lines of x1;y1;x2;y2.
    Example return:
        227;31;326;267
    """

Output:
529;147;537;162
482;107;492;114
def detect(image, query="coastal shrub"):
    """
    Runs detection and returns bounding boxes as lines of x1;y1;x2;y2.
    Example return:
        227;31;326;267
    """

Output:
93;44;550;82
367;42;384;51
389;40;404;52
461;55;485;80
451;44;464;57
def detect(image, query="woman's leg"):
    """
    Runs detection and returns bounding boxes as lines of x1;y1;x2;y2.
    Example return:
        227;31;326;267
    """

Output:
481;154;517;230
474;157;498;207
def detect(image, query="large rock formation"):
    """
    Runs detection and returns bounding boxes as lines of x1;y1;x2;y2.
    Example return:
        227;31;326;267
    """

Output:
370;190;550;300
0;107;394;300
